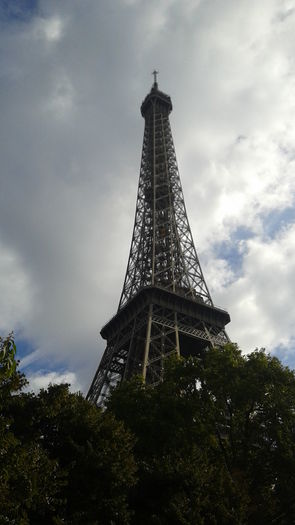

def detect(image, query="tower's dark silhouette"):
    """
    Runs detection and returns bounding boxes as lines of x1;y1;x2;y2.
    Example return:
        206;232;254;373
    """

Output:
87;77;230;405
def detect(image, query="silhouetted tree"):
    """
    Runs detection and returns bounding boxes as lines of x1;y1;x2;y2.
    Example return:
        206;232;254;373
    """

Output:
2;335;295;524
108;344;295;524
0;335;136;525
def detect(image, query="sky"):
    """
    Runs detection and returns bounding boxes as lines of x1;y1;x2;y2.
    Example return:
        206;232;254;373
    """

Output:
1;0;295;393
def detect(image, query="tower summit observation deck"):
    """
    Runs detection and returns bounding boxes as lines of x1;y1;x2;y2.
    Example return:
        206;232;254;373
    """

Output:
87;75;230;405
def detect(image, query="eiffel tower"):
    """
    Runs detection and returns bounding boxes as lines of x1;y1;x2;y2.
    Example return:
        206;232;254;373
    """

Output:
87;73;230;405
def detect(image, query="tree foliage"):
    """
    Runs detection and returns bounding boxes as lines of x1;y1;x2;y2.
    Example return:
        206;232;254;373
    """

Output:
0;335;136;525
108;344;295;524
1;336;295;524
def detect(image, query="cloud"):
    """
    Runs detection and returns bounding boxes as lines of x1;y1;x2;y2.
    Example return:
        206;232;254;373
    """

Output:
44;70;75;116
210;223;295;352
32;15;64;43
0;242;33;332
0;0;295;392
27;370;81;393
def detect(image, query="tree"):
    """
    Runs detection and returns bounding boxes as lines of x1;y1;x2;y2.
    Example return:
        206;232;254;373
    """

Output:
199;345;295;524
13;384;137;524
108;344;295;524
0;334;55;525
0;333;17;379
2;335;295;524
0;335;136;524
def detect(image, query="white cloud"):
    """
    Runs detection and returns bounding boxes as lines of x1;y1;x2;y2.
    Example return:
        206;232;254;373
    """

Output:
0;243;33;332
1;0;295;393
27;370;81;393
33;16;64;43
213;224;295;352
19;349;41;368
45;71;75;117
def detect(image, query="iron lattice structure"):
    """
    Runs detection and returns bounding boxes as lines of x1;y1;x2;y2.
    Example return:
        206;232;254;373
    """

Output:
87;79;230;405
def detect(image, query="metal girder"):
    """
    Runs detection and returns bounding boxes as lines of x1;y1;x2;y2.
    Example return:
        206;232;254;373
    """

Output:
87;82;231;406
118;93;212;310
87;288;230;406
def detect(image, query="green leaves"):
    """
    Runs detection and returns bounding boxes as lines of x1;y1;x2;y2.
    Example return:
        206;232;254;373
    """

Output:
0;336;136;525
2;336;295;523
4;384;137;524
108;344;295;524
0;333;17;380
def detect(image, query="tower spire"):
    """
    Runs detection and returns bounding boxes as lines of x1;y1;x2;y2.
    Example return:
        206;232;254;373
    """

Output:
152;69;159;89
87;83;230;406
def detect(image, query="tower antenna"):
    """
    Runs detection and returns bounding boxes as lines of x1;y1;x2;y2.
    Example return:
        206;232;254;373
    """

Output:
152;69;159;87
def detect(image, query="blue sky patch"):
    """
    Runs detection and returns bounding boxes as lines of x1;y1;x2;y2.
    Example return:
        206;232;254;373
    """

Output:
0;0;38;23
14;336;34;360
273;341;295;371
261;207;295;239
213;226;254;277
15;335;68;378
231;226;254;242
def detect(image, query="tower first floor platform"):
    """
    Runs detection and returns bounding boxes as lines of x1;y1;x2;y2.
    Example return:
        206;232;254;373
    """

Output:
87;286;230;405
